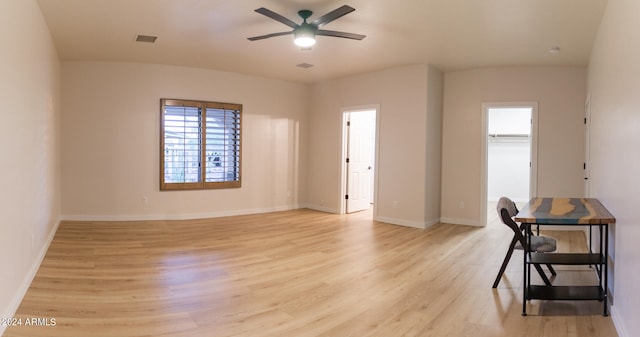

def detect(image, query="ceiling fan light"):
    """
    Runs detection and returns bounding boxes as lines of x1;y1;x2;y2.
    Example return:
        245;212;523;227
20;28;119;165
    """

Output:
294;36;316;47
294;24;316;47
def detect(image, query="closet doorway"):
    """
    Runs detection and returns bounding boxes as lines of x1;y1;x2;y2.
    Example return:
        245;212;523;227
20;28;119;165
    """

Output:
481;103;538;226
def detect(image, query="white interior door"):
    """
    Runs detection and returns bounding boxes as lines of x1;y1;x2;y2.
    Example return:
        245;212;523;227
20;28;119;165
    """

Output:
346;111;375;213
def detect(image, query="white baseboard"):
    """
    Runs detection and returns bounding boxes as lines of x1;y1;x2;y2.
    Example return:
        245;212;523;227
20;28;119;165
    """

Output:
303;204;439;230
302;204;339;214
610;305;628;337
0;217;61;336
374;216;439;229
440;217;484;227
62;205;302;222
424;218;440;228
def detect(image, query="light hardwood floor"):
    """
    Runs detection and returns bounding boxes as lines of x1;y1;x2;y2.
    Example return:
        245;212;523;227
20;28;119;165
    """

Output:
4;209;618;337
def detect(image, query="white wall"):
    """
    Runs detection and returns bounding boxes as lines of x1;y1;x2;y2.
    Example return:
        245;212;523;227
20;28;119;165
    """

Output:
0;0;61;331
587;0;640;335
488;141;530;201
61;62;308;220
307;64;443;228
442;67;586;226
487;108;531;202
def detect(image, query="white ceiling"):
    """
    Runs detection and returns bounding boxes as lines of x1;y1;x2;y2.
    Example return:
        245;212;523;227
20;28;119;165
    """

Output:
36;0;607;84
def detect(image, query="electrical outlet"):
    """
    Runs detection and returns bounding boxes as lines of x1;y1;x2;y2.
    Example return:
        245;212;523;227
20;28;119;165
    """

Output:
142;196;148;205
459;201;465;209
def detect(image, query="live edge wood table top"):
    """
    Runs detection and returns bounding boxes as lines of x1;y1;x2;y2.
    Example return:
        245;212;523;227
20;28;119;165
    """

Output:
514;198;616;225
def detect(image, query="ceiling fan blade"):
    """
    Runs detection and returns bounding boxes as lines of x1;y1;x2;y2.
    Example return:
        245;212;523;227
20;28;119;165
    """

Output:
247;31;293;41
316;29;366;40
311;5;355;27
254;8;298;29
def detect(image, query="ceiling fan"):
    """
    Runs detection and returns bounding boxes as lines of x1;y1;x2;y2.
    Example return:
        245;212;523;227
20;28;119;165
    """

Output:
247;5;366;48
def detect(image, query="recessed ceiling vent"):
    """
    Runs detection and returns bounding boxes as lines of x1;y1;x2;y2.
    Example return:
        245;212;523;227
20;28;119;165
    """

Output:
135;34;158;43
296;63;314;69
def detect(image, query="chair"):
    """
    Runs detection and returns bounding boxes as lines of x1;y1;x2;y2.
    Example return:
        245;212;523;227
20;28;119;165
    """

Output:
492;197;557;288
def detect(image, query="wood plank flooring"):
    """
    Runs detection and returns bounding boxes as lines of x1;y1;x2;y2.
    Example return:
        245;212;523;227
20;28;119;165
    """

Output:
3;209;618;337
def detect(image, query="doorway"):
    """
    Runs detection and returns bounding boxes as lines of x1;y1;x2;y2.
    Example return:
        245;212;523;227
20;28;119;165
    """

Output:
481;103;538;226
341;107;378;214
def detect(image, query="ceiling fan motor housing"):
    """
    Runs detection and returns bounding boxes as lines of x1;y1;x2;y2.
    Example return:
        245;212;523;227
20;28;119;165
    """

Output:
295;22;317;37
298;9;313;21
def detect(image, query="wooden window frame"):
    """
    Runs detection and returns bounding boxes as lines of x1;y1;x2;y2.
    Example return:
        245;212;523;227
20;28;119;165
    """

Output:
160;98;242;191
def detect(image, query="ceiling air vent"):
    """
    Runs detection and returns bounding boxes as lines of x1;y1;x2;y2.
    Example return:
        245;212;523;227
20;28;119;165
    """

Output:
296;63;314;69
135;34;158;43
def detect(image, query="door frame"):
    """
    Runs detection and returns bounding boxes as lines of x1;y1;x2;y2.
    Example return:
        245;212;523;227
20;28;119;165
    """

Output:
584;93;591;197
480;102;538;226
340;105;380;215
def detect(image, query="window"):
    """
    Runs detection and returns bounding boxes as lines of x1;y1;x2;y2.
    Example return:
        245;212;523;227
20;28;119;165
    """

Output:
160;99;241;190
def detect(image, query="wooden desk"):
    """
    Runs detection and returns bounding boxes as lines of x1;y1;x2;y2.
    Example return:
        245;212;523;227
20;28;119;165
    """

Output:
515;198;615;316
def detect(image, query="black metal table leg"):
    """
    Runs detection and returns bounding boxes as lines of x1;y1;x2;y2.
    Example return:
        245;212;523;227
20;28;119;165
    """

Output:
603;223;609;316
522;222;529;316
